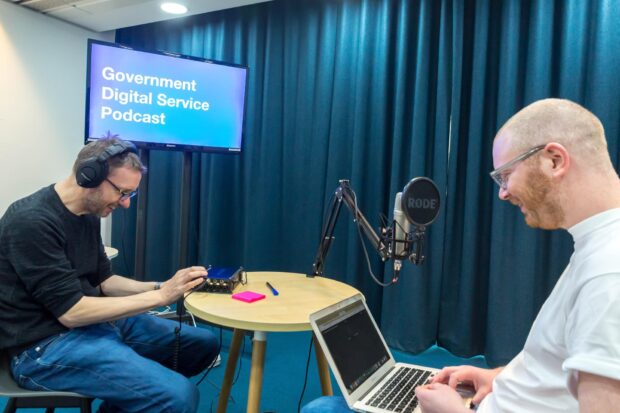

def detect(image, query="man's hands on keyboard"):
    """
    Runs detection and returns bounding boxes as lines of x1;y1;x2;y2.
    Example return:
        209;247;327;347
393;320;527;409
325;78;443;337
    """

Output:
415;382;472;413
428;365;502;405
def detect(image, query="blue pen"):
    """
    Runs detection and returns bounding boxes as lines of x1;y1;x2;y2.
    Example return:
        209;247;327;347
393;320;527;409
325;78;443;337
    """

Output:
266;281;279;296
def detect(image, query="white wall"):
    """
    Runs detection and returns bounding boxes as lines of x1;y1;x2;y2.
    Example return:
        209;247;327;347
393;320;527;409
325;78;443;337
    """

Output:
0;2;115;242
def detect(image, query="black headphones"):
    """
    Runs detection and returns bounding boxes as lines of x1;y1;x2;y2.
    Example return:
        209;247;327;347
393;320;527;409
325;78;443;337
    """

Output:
76;141;138;188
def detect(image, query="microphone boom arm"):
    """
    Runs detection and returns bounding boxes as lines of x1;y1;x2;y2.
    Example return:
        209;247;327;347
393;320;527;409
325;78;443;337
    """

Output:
310;180;389;277
310;187;344;277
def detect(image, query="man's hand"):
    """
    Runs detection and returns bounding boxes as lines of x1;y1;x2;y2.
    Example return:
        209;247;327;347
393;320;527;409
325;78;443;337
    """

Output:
415;383;472;413
157;266;209;304
429;365;503;405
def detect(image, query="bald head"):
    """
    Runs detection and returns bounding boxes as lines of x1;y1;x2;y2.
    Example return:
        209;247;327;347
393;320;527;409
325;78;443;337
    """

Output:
496;98;611;171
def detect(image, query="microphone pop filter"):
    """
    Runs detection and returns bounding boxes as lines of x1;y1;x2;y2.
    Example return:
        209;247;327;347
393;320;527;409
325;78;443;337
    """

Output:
401;177;440;226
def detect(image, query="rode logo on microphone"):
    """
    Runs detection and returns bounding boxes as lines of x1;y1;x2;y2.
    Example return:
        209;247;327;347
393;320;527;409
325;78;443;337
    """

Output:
408;198;438;209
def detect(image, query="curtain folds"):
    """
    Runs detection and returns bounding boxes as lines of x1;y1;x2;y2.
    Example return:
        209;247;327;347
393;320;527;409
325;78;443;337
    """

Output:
113;0;620;365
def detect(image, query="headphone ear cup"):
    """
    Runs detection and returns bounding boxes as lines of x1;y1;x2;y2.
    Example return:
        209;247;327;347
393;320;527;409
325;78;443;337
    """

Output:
76;140;136;188
76;157;108;188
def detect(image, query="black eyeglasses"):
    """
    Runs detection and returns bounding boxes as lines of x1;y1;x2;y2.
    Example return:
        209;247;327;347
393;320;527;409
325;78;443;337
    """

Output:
105;178;138;201
489;144;547;190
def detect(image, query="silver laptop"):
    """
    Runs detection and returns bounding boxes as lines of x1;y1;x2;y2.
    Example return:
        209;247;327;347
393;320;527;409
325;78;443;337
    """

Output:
310;294;473;413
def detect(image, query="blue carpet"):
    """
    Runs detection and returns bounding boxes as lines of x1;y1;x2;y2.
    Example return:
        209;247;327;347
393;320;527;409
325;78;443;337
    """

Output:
1;323;487;413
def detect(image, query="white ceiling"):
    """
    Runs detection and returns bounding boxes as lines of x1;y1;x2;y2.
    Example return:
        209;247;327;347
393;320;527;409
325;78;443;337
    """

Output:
8;0;271;32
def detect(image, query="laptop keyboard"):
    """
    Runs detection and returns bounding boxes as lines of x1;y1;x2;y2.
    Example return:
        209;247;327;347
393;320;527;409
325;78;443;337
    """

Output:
367;366;432;412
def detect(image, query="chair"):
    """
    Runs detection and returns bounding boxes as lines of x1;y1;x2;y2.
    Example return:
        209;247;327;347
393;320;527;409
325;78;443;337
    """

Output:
0;351;93;413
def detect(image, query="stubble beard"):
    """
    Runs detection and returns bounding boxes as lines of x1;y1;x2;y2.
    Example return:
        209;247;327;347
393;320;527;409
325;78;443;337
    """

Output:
84;189;115;217
521;166;565;229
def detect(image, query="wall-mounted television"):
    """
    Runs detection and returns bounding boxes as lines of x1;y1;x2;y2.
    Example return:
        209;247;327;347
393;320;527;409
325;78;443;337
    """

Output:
85;39;248;153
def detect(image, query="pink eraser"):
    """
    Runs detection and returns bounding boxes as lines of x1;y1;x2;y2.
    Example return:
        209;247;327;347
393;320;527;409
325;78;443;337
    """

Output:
231;291;266;303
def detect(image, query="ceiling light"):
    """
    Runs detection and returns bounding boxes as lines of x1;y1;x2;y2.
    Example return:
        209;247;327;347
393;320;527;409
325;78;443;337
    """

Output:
161;2;188;15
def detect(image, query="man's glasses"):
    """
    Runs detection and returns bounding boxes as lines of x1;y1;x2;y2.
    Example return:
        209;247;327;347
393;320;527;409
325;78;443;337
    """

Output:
105;178;138;201
489;144;546;190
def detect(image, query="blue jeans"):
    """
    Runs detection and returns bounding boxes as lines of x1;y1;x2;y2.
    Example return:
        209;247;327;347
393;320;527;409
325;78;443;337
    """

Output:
10;314;218;413
301;396;353;412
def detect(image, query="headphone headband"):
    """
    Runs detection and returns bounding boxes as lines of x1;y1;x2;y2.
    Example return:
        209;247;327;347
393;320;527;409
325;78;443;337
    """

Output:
97;141;137;161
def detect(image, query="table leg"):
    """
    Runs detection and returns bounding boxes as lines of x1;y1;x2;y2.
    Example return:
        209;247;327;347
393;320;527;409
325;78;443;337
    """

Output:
216;328;245;413
313;332;333;396
246;331;267;413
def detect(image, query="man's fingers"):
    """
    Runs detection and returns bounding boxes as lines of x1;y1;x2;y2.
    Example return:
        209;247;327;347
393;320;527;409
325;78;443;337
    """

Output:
180;268;208;282
447;372;463;389
415;384;430;399
472;387;489;405
177;266;207;277
431;366;458;383
430;372;446;383
190;276;205;288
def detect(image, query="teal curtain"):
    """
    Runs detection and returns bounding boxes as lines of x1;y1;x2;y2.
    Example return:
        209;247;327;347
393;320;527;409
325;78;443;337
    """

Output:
113;0;620;365
435;0;620;366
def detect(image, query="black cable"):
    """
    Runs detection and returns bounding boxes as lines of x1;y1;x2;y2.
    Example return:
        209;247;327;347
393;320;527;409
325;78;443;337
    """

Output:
208;332;246;412
196;326;223;386
350;189;394;287
171;306;184;371
118;207;130;277
173;323;181;371
173;280;216;378
297;336;314;413
378;211;389;229
231;334;246;386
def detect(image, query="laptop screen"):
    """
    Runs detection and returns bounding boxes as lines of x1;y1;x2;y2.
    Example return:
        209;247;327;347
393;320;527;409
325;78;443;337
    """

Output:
316;300;391;394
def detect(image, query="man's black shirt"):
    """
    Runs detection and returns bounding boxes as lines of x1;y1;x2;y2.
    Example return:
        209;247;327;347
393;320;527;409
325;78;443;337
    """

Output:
0;185;112;352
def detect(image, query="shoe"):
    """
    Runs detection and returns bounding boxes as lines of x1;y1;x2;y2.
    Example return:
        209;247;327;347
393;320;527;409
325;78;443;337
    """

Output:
209;353;221;368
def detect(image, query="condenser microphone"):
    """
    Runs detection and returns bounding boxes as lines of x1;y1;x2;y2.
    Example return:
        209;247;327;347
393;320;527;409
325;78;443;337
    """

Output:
391;192;411;281
401;177;440;265
393;192;411;258
401;177;440;227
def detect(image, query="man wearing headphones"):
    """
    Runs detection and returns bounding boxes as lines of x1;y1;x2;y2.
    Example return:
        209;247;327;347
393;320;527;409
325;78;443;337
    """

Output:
0;137;218;413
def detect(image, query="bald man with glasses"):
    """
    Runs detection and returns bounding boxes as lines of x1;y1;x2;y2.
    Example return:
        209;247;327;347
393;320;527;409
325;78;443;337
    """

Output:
302;99;620;413
416;99;620;412
0;137;218;413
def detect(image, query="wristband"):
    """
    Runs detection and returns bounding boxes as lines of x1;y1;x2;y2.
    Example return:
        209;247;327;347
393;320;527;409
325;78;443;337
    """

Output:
154;282;162;290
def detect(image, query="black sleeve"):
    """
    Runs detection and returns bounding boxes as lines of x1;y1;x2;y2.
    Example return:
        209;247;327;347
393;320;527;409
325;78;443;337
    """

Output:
4;215;84;318
94;218;113;286
97;242;113;283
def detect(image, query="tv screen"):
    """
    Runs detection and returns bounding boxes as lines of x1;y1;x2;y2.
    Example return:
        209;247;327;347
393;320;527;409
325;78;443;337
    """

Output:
85;39;248;153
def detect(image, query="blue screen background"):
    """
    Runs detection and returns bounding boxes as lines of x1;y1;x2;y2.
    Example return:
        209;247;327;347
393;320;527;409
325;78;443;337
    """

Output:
87;43;247;151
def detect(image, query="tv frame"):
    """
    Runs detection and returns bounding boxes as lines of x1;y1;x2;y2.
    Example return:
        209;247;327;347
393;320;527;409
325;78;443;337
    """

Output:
84;39;249;154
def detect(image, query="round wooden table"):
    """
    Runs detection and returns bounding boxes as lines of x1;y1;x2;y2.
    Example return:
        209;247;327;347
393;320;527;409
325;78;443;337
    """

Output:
184;271;361;413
